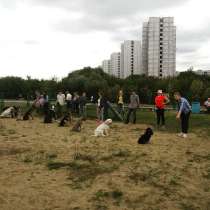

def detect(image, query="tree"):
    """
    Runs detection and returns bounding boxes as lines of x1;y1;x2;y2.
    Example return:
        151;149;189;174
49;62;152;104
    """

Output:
190;80;204;101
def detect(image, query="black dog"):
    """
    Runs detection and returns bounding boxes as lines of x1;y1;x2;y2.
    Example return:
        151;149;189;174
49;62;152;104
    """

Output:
23;106;34;121
138;128;154;144
59;112;72;127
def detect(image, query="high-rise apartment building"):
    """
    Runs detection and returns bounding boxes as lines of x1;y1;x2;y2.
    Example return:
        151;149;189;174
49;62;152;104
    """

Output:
102;60;111;74
121;40;142;78
142;17;176;78
110;52;121;78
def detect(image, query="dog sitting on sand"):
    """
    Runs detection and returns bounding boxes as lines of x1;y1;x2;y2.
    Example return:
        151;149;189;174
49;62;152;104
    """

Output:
59;112;72;127
0;106;18;118
23;106;34;121
71;118;83;132
94;119;112;137
138;127;153;144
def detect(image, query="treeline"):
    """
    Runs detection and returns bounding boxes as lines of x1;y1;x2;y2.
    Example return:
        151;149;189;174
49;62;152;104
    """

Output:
0;67;210;104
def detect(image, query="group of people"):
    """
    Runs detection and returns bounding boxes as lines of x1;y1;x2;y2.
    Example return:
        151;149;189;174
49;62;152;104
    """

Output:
0;88;197;139
115;89;192;138
56;91;87;119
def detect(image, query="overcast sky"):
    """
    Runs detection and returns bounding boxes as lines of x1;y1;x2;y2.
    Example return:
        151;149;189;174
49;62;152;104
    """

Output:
0;0;210;79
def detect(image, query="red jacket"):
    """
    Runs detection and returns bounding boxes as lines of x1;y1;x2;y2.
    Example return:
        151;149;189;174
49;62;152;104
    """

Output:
155;95;166;109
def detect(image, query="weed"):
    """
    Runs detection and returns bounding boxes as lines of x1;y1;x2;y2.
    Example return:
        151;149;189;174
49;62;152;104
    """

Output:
112;149;130;157
47;162;69;170
7;129;16;135
111;190;123;200
94;190;109;201
169;175;180;186
180;203;197;210
94;204;108;210
73;153;94;162
203;168;210;180
19;151;57;165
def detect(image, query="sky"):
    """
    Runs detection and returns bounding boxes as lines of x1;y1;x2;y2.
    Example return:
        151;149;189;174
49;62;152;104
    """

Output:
0;0;210;79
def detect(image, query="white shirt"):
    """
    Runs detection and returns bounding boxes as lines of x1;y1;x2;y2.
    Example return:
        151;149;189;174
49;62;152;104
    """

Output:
57;94;65;106
66;93;72;101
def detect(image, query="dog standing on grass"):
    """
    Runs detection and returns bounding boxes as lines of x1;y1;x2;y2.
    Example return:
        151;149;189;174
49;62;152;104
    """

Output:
93;119;112;137
138;128;154;144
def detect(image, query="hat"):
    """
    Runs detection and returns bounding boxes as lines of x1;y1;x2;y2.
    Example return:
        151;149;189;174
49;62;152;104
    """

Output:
157;90;163;94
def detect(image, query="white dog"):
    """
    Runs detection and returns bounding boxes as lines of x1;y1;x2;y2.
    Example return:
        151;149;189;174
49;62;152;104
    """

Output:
0;107;15;118
94;119;112;137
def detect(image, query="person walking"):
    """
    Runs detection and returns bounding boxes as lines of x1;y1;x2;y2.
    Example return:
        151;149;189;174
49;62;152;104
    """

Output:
125;91;140;124
155;90;170;129
174;92;191;138
79;92;87;120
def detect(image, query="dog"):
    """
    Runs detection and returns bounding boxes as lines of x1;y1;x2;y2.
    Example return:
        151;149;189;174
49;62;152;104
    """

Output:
71;118;83;132
138;127;154;144
23;106;34;121
59;112;72;127
0;106;18;118
94;119;112;137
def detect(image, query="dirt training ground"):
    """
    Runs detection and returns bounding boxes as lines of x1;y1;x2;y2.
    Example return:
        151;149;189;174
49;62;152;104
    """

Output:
0;118;210;210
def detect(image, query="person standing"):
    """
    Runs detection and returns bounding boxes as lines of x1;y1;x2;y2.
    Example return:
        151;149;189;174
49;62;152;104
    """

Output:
125;91;140;124
100;92;109;121
66;91;72;112
79;92;87;120
117;90;124;117
204;98;210;113
155;90;170;129
73;92;80;115
57;91;65;118
97;92;103;122
174;92;191;138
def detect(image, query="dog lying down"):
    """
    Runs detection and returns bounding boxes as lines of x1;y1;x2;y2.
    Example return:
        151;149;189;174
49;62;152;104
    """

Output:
138;127;154;144
94;119;112;137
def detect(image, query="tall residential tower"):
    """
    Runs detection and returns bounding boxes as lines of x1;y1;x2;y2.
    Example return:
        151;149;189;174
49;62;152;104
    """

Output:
142;17;176;78
110;52;121;78
121;40;142;78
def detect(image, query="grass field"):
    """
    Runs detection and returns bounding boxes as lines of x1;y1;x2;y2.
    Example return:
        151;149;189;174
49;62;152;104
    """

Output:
0;103;210;210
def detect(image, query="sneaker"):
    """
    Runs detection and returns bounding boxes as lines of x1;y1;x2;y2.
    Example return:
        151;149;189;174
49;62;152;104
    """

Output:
177;133;183;137
182;134;188;138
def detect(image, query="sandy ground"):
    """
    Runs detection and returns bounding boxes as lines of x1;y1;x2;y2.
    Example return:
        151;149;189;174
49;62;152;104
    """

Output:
0;118;210;210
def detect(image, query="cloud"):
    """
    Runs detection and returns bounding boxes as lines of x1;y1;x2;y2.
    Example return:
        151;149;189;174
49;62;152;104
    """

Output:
24;40;40;45
177;25;210;55
31;0;188;16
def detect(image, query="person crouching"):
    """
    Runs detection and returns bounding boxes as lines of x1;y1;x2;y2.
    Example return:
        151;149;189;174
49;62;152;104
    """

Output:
94;119;112;137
